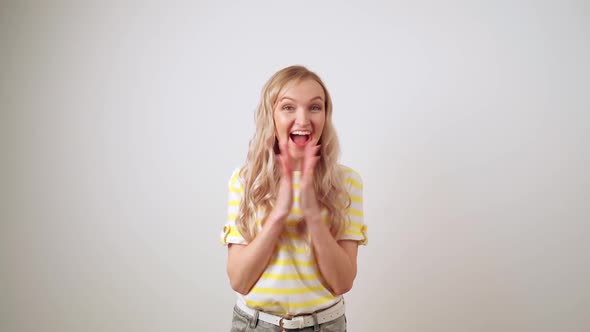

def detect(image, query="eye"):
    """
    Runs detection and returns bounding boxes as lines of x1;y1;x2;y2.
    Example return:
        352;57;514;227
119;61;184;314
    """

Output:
310;104;323;112
282;105;295;112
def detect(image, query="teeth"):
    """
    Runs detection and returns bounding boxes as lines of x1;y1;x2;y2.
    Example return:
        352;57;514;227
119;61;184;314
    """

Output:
291;130;311;135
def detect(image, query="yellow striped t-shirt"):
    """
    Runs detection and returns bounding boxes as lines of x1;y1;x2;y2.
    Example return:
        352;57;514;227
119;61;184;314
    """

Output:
220;165;367;315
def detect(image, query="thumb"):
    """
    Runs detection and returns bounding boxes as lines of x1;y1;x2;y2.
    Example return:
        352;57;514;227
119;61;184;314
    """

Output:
302;156;320;180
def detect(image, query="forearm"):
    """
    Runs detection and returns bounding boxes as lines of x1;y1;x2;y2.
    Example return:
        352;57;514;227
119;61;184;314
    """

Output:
227;213;285;294
306;216;357;295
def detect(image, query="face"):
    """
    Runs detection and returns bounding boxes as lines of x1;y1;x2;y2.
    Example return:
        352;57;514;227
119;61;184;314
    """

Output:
273;79;327;163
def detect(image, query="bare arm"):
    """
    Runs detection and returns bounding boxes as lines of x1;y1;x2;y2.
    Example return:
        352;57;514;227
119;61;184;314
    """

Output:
298;143;359;295
226;213;286;295
306;216;359;295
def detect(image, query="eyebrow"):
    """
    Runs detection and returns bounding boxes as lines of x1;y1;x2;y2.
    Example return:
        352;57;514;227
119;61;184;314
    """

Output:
279;96;324;103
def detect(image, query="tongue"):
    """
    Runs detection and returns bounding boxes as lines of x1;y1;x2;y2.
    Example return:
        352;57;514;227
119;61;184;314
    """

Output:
292;135;308;146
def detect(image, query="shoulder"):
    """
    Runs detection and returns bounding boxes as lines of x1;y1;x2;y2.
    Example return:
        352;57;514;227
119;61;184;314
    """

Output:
339;164;362;178
338;164;363;190
227;167;245;190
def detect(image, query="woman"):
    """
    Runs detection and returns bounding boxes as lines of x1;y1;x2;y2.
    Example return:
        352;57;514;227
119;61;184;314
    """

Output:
221;65;367;331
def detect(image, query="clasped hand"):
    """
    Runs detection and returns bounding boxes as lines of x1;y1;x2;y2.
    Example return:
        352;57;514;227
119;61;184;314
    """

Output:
273;142;322;223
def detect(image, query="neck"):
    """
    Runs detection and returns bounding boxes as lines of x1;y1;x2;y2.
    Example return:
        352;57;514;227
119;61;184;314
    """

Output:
291;158;303;171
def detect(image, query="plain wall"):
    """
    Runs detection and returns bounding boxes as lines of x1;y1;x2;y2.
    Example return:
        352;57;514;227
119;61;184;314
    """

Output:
1;1;588;331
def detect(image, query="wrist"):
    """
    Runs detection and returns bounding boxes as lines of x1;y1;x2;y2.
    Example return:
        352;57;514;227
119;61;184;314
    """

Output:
303;211;322;225
264;213;286;234
269;209;289;224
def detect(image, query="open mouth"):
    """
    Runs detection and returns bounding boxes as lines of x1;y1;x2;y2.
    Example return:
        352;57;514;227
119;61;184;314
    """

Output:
289;130;311;147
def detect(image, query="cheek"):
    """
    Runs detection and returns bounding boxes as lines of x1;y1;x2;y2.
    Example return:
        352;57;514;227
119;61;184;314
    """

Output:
313;116;326;136
273;116;290;137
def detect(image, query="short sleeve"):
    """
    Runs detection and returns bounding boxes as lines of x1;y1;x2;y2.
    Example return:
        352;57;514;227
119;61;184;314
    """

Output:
220;168;248;246
339;166;368;245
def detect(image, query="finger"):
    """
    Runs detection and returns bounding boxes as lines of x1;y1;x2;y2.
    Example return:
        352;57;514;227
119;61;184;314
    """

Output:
280;141;289;154
277;154;288;175
277;146;293;180
303;145;321;169
305;143;321;159
303;145;319;161
307;156;320;171
276;154;284;172
281;142;293;172
302;157;320;180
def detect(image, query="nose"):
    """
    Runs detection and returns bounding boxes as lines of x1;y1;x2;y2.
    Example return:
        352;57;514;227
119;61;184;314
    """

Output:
295;107;310;126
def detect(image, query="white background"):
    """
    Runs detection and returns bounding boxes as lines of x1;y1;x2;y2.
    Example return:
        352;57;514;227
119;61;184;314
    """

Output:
1;1;589;331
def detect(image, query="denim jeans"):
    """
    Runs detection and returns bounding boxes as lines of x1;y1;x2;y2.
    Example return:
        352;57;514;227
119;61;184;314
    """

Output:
230;305;347;332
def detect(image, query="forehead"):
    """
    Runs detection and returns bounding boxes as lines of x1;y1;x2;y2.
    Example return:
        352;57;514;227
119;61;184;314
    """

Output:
277;79;325;101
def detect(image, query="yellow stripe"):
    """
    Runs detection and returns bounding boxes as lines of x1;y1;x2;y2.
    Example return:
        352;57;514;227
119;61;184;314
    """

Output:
228;213;237;221
269;258;315;267
291;208;302;215
285;231;306;239
361;224;368;245
230;172;239;186
345;178;363;190
294;196;300;202
228;200;240;206
348;208;363;217
285;220;301;227
260;272;318;280
251;285;325;295
245;296;335;310
348;221;363;230
293;183;300;190
277;245;308;254
286;216;329;226
344;229;363;237
345;224;368;244
222;225;244;240
226;226;243;238
351;195;363;203
229;187;243;193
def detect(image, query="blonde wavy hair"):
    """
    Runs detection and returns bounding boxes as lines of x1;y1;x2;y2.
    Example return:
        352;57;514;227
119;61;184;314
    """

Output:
236;65;351;242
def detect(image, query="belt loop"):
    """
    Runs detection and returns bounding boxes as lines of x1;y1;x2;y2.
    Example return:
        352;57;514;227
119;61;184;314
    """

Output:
249;309;259;328
312;312;320;332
